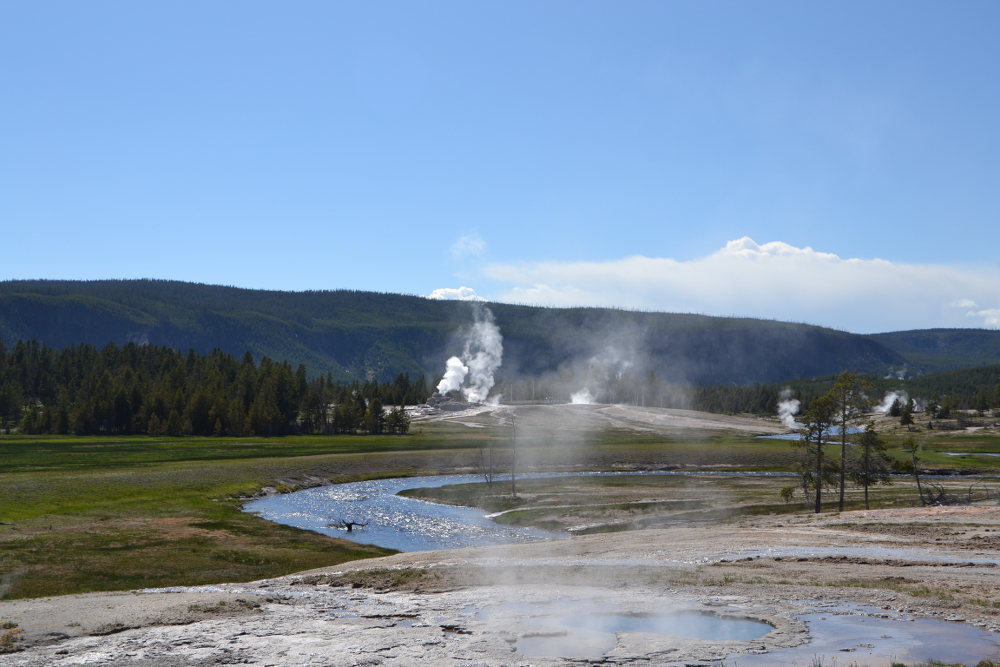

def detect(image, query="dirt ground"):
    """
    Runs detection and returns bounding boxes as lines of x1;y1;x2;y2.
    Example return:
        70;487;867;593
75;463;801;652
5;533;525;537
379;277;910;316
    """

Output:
5;505;1000;666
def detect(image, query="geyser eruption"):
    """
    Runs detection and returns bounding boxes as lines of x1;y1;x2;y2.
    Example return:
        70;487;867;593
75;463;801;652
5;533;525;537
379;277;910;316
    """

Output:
777;388;800;430
433;305;504;404
436;357;469;395
461;307;503;403
875;390;909;413
567;349;635;406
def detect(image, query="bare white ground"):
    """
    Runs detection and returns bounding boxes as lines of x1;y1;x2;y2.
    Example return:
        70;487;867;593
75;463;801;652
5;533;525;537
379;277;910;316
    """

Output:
414;403;787;435
8;513;1000;666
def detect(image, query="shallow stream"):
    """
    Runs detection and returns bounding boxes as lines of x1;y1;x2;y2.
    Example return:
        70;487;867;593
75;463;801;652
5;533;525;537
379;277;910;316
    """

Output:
242;471;795;552
244;473;568;551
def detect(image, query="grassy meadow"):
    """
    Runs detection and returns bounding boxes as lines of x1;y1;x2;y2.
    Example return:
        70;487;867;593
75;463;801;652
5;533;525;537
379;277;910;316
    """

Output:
2;418;1000;600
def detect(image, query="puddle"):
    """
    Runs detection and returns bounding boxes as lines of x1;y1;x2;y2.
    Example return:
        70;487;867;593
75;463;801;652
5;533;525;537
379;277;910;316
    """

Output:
517;611;770;657
729;604;1000;666
474;598;771;659
518;630;614;658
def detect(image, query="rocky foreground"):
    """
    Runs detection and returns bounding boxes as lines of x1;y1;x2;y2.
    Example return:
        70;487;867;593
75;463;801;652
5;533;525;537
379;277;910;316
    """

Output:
4;506;1000;666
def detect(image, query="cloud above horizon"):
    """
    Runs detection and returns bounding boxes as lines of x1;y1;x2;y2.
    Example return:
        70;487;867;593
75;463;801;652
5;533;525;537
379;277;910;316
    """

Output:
426;286;486;302
449;234;487;260
483;238;1000;333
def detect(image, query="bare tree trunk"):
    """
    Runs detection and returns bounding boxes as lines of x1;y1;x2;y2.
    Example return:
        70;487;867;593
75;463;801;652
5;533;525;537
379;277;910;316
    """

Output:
911;447;924;506
815;445;823;514
839;419;847;512
510;408;516;497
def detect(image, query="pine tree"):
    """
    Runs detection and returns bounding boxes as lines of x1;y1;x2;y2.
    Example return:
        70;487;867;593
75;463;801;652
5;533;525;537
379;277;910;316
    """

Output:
148;414;162;437
828;371;874;512
797;394;835;514
166;410;183;436
364;398;385;434
889;398;902;417
900;404;913;428
975;389;989;416
849;422;892;509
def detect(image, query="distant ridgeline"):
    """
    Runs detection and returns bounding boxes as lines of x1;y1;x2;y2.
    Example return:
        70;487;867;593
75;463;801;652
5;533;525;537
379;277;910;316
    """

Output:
3;280;999;387
0;339;420;436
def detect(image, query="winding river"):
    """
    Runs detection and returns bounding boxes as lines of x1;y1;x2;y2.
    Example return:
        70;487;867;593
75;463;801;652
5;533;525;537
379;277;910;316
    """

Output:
243;473;560;551
242;470;797;552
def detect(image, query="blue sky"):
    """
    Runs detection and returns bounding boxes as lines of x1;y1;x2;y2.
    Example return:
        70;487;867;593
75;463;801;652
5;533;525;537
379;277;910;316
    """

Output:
2;1;998;332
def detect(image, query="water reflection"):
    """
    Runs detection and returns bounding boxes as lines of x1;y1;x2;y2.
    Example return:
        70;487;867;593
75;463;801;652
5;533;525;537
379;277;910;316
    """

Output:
758;426;862;441
518;610;772;657
243;471;796;552
730;603;1000;666
244;474;560;551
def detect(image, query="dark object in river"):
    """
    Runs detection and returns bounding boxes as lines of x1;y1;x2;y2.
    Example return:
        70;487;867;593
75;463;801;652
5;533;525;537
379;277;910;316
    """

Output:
327;520;369;532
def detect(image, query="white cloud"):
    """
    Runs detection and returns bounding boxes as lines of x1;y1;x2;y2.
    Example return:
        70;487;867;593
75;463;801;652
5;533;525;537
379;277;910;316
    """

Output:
968;309;1000;327
450;234;487;260
951;298;979;308
483;237;1000;333
426;286;486;302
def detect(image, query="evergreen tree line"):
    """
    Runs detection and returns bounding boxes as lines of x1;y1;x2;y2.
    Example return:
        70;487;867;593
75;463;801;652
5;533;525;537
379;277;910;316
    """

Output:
496;365;1000;417
2;334;996;438
776;366;1000;417
0;339;428;436
493;370;781;414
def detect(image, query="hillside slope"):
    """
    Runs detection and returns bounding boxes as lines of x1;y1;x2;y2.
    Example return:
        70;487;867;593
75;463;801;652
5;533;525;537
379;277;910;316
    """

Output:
0;279;974;385
869;329;1000;374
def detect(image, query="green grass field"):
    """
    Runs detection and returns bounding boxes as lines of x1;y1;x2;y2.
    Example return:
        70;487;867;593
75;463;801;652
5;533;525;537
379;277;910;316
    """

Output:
3;420;1000;600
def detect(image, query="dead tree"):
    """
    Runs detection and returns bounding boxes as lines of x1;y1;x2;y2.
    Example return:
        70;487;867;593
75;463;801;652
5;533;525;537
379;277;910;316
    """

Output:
901;436;924;505
475;440;496;494
509;407;517;497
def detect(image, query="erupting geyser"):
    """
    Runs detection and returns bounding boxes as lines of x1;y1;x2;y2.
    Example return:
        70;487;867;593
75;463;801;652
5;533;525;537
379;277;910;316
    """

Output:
777;387;800;430
875;390;909;413
429;305;503;406
436;357;468;395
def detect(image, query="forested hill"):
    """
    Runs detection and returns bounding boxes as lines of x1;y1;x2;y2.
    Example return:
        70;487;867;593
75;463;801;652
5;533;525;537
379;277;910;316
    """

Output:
869;329;1000;374
0;279;995;385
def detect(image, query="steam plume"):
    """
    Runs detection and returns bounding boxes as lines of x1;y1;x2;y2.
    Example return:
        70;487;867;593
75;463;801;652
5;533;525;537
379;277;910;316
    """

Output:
875;390;909;413
435;305;504;404
777;388;800;430
570;389;595;405
460;306;503;403
436;356;469;394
